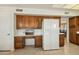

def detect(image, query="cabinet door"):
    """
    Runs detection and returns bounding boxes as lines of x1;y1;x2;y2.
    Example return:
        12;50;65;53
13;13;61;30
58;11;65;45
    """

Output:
38;16;42;29
14;37;25;49
76;34;79;45
35;36;42;47
32;16;38;28
69;17;76;26
29;16;36;28
69;27;77;44
76;17;79;31
16;15;24;29
23;15;29;28
59;34;64;46
34;16;42;29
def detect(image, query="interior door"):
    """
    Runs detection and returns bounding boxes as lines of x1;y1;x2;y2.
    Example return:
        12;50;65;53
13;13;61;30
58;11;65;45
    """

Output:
0;12;13;50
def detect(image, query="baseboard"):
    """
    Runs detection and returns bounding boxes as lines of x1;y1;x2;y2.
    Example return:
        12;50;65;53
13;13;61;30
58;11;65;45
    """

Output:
0;49;15;52
0;50;10;52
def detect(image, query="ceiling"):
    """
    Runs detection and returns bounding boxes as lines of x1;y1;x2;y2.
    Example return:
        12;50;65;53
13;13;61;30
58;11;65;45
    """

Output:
1;4;79;10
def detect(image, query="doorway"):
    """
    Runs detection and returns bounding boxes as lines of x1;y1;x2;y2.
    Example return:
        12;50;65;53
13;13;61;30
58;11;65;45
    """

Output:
60;17;69;45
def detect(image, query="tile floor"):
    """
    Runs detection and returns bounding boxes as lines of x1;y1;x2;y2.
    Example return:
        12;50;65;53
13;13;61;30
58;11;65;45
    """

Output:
0;42;79;55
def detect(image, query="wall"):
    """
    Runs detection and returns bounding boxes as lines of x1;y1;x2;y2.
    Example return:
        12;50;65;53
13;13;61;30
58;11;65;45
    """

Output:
15;7;79;16
60;17;67;31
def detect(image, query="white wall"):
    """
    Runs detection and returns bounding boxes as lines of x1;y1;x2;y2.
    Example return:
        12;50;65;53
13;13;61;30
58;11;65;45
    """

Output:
67;17;69;43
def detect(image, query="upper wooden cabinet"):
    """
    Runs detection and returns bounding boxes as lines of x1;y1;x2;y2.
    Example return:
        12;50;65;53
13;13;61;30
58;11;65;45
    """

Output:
16;15;23;29
16;15;42;29
16;15;60;29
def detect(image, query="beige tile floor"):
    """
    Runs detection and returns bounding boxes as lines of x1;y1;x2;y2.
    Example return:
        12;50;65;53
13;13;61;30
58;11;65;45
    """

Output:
0;42;79;55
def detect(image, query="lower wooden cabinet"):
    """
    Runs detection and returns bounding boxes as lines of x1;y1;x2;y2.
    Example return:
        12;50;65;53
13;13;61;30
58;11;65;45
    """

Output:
76;34;79;45
59;34;64;47
14;36;25;49
35;36;42;47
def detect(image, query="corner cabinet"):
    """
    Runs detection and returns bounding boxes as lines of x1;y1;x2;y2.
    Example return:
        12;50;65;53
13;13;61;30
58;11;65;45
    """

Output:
16;15;42;29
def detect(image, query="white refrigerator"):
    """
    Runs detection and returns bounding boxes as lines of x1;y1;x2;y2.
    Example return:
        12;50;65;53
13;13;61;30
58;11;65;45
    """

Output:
43;19;59;50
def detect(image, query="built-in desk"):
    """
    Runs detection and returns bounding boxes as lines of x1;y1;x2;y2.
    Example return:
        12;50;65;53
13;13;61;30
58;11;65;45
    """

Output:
14;35;42;49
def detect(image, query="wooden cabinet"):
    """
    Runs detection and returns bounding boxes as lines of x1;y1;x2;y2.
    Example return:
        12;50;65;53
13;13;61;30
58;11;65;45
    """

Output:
69;27;77;43
16;15;42;29
69;16;79;44
59;34;64;47
35;36;42;47
76;34;79;45
69;17;77;44
14;36;25;49
69;17;76;26
16;15;29;29
38;16;42;28
16;15;24;29
16;15;60;29
29;16;35;28
23;16;29;28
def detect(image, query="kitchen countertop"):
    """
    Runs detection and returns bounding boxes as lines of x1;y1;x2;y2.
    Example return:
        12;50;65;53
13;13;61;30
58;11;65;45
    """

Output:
76;32;79;34
59;33;64;35
14;35;42;37
15;33;64;37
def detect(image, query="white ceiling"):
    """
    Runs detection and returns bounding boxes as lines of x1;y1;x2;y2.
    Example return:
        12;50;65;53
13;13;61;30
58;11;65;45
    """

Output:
1;4;79;10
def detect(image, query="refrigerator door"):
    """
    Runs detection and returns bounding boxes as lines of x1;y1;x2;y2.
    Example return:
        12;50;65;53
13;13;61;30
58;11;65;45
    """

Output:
50;20;59;49
43;19;59;50
43;19;52;50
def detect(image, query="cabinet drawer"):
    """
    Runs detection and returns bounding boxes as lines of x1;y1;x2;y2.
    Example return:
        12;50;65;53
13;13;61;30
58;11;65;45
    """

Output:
15;39;23;43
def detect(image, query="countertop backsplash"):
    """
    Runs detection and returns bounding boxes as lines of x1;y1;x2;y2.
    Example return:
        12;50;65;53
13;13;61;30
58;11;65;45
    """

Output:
15;29;26;36
34;29;43;35
15;29;43;36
